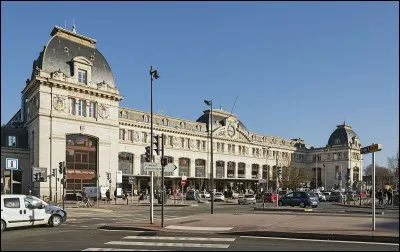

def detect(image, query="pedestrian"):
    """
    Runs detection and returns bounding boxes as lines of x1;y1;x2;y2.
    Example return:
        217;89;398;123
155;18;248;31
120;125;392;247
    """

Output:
387;188;393;205
378;189;383;205
106;189;110;203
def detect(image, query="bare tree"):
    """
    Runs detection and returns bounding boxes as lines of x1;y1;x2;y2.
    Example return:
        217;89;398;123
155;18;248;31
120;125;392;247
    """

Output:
196;177;205;191
281;160;312;190
364;164;394;187
153;171;162;194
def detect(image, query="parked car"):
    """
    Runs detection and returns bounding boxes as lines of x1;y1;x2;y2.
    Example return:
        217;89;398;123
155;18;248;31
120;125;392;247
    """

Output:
186;190;196;201
278;191;319;208
316;191;326;202
329;191;345;202
231;192;239;199
214;192;225;202
238;194;256;205
263;192;278;203
323;191;331;201
199;191;211;200
1;194;67;232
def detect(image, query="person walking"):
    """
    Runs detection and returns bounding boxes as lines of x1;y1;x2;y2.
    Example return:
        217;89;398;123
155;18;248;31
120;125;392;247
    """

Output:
378;189;383;205
106;189;111;204
387;188;393;205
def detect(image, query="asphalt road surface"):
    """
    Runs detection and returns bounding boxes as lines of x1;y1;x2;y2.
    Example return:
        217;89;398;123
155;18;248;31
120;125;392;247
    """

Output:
1;229;398;251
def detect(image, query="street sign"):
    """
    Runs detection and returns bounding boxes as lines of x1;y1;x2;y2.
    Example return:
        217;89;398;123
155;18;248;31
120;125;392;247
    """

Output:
143;162;162;172
181;180;186;186
258;179;266;184
164;163;177;172
181;175;187;181
6;158;18;170
360;144;382;154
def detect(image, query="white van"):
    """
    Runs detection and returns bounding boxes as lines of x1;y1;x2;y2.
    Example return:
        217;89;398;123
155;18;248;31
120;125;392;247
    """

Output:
1;194;67;232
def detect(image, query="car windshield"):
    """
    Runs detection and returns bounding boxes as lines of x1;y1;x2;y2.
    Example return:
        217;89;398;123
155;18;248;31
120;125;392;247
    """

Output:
307;193;317;197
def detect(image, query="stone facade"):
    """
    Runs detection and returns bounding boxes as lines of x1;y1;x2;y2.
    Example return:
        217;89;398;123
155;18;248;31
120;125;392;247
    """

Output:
2;25;363;200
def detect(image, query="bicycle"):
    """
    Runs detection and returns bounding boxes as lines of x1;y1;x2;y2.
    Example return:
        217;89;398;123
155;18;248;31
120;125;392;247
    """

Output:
76;197;94;208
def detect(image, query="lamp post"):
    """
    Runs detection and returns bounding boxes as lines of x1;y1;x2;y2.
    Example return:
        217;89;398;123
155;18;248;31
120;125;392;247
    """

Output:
149;66;159;224
204;100;214;214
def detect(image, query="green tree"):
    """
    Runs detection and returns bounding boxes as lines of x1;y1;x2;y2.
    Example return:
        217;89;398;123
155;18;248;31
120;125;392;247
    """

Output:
281;160;311;190
364;164;394;187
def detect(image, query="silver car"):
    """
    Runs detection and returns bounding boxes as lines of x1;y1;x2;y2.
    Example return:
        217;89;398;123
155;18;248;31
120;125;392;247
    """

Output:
238;194;256;205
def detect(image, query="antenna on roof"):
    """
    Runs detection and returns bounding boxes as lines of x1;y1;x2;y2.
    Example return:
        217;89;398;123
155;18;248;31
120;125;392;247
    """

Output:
72;17;76;33
228;96;239;119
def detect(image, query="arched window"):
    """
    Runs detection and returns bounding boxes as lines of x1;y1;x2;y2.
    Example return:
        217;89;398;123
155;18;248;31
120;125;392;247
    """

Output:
179;158;190;177
195;159;206;177
216;161;225;178
118;152;133;175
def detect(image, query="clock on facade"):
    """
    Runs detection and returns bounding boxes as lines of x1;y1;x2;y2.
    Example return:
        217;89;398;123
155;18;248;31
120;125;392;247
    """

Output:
227;125;235;137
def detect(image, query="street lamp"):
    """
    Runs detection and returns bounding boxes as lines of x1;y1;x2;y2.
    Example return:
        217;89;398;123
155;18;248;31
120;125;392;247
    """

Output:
204;99;214;214
149;66;159;224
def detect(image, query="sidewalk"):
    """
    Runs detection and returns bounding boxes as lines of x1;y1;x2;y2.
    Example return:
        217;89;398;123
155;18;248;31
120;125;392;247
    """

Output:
100;212;399;243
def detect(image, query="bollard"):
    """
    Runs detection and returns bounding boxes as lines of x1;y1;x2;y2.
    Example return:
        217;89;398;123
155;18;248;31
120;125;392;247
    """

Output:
126;197;128;205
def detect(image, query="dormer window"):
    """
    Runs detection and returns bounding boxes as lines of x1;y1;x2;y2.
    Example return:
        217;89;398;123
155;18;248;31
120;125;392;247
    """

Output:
78;69;87;84
72;56;92;85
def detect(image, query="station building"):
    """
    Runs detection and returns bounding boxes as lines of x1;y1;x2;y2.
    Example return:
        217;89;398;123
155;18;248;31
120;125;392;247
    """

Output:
1;26;364;200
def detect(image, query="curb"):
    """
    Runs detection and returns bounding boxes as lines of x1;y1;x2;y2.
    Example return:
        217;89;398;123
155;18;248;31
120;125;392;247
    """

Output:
138;204;193;207
254;207;314;212
219;231;399;244
332;203;399;210
99;225;160;232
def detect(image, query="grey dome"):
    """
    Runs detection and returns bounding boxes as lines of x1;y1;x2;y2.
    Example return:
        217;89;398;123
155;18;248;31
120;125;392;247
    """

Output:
196;110;248;132
327;123;360;146
31;26;116;87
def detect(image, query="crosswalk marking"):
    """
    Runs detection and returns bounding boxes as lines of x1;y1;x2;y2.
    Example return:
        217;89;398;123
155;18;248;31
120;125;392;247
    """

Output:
82;235;236;251
165;225;233;231
123;236;236;241
82;248;168;251
105;241;231;248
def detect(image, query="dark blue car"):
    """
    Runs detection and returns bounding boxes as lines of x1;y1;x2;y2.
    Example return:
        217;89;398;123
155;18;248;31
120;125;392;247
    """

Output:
278;191;319;208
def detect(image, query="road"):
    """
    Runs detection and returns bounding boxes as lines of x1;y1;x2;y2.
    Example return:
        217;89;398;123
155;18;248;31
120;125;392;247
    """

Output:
1;229;398;251
62;201;398;230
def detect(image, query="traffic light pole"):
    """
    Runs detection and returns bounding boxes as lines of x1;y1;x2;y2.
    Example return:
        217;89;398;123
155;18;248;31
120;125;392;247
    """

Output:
62;161;65;210
276;156;278;208
150;66;154;225
161;133;165;228
372;151;376;231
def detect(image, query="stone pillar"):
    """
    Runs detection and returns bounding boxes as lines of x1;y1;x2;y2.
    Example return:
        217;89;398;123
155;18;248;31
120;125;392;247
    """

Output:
223;162;227;179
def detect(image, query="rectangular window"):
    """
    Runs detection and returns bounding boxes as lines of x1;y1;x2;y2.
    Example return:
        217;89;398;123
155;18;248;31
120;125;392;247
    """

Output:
7;136;17;147
77;100;85;116
202;141;206;151
69;98;76;115
88;102;95;118
78;69;87;84
119;129;125;140
4;198;20;208
128;130;133;141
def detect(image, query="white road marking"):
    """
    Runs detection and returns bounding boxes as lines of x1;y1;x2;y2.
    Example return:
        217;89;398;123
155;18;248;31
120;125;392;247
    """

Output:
99;230;150;233
239;236;400;246
82;248;168;251
105;241;230;248
123;236;236;241
165;225;233;231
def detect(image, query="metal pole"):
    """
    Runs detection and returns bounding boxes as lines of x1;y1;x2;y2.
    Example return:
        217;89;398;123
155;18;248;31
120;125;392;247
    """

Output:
316;155;318;189
150;66;154;223
324;165;326;190
210;102;214;214
340;164;343;191
372;151;376;231
55;169;58;203
275;156;278;207
10;170;13;194
150;171;154;224
96;175;99;208
161;133;165;228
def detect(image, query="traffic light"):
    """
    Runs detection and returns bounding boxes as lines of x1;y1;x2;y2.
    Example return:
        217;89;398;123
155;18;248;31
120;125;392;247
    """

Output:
145;146;151;162
153;135;160;156
58;162;63;174
52;169;56;177
106;173;110;180
161;157;168;167
34;173;39;182
277;167;282;181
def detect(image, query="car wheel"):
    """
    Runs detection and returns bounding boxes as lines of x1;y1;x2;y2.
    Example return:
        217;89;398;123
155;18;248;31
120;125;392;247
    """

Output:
49;215;63;227
1;220;6;232
312;205;318;208
278;201;283;206
299;201;306;208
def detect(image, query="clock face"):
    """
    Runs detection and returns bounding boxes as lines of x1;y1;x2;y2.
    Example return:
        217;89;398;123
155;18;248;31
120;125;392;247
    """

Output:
227;125;235;137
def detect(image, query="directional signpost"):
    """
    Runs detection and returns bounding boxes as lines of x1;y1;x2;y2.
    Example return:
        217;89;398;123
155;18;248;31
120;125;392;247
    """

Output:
360;143;382;231
6;158;18;194
143;162;162;172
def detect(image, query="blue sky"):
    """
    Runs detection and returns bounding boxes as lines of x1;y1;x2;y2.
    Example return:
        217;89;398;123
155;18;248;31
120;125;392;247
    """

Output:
1;2;398;168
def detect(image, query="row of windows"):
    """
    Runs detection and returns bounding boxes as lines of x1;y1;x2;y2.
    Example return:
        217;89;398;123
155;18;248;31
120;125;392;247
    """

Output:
68;98;96;118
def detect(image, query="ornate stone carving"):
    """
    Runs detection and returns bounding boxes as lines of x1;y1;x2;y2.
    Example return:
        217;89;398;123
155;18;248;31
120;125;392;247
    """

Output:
190;139;196;149
216;129;226;137
34;66;41;76
51;69;67;81
173;137;179;147
98;104;110;119
53;95;66;111
133;131;139;142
